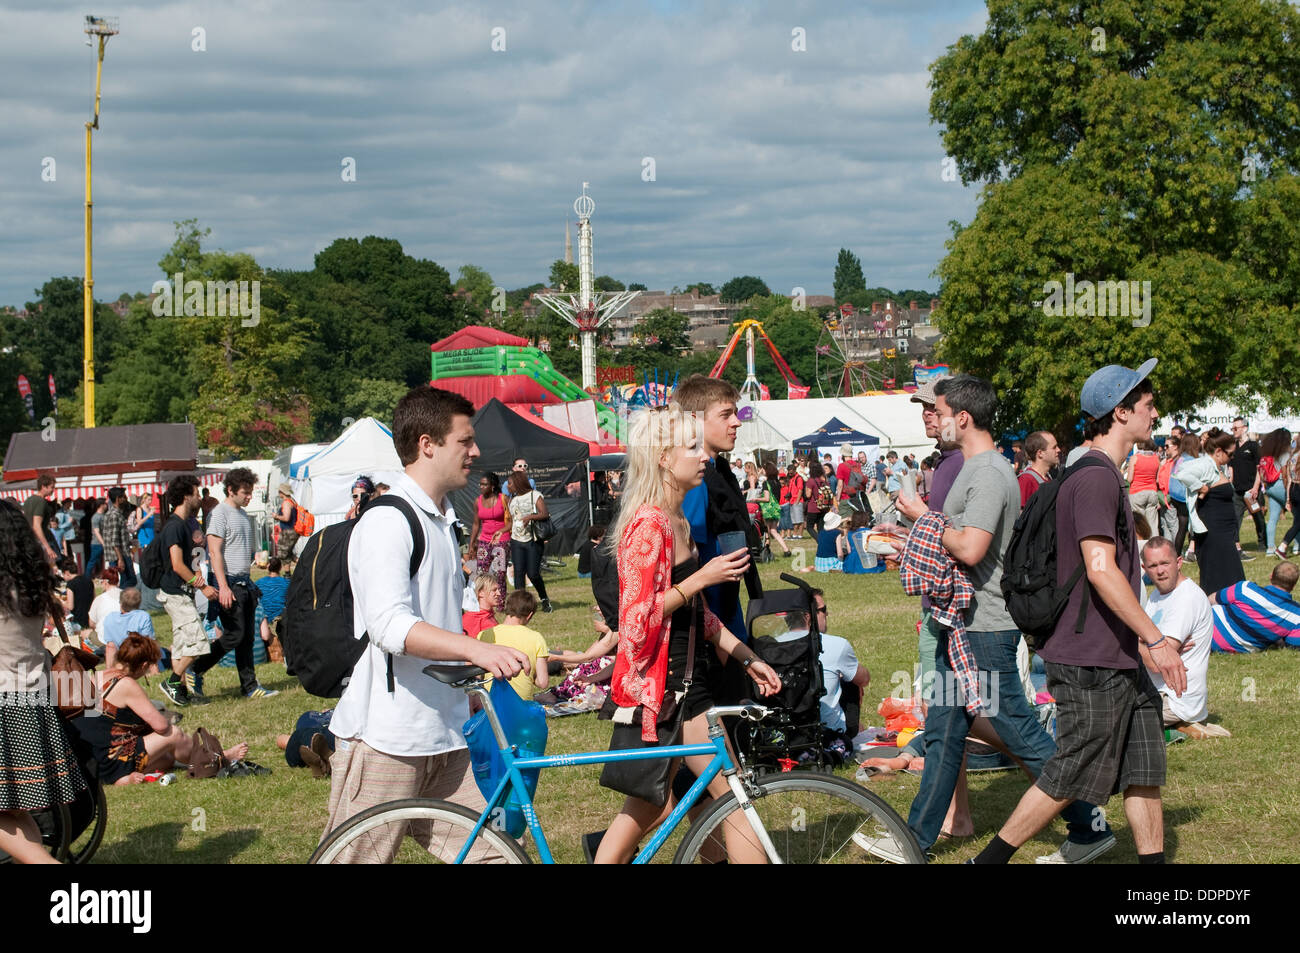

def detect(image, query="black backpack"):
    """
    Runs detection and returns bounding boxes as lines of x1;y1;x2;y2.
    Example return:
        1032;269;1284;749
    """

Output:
278;495;425;698
1001;455;1129;649
138;516;174;589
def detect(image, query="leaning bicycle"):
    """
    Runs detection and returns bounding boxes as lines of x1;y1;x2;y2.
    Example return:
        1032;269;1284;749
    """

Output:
311;662;923;864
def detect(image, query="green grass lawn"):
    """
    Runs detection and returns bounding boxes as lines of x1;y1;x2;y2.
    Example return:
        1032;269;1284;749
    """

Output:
92;521;1300;864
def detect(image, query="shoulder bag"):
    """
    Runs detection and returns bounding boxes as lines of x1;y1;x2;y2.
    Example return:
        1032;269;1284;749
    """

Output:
598;595;696;808
530;491;556;543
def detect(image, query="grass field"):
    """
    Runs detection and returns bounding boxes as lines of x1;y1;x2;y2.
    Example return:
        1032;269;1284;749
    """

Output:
91;524;1300;864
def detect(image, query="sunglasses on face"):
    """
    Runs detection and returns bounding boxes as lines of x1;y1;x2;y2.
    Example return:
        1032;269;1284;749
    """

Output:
352;493;362;500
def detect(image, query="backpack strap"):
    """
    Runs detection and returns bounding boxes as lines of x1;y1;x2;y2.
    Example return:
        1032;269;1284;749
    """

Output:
356;494;431;694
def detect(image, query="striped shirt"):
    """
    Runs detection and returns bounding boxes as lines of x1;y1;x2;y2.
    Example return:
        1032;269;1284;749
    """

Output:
1210;582;1300;654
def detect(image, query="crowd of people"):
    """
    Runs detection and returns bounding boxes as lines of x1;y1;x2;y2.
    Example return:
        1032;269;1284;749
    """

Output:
3;362;1295;866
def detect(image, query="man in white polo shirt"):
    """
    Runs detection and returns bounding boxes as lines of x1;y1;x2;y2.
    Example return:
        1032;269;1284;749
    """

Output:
1140;536;1224;739
324;386;527;863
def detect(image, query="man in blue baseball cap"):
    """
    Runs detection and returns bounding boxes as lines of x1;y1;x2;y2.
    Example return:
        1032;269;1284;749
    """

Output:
971;359;1188;865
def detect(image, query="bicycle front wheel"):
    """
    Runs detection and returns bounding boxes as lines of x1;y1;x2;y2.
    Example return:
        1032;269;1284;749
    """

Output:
310;798;531;865
673;773;924;864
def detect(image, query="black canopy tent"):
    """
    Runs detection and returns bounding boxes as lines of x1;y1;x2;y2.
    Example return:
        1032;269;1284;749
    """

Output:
452;399;591;555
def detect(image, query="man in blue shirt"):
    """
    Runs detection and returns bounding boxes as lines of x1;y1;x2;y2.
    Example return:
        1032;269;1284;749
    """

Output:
99;587;157;668
776;591;871;735
677;375;756;642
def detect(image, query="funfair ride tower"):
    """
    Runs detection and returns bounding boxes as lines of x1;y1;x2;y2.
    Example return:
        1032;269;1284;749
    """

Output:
536;184;639;390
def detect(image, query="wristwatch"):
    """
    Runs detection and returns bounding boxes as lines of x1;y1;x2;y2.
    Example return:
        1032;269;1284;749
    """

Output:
741;657;756;670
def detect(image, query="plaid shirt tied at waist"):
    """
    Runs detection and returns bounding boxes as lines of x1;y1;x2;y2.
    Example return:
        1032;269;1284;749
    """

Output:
899;510;985;715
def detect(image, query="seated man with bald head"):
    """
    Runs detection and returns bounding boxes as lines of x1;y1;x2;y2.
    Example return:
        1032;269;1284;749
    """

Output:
1139;537;1224;739
1210;562;1300;654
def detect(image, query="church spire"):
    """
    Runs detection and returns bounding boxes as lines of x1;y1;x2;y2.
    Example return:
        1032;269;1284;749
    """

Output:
564;219;573;264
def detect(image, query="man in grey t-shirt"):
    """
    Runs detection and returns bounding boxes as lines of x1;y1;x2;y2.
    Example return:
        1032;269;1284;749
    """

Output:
186;467;278;700
894;376;1106;858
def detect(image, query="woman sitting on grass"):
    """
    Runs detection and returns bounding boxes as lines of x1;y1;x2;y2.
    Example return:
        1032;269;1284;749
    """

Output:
78;634;247;784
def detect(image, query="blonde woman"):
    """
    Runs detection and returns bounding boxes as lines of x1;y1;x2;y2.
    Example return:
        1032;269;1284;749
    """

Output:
594;405;781;864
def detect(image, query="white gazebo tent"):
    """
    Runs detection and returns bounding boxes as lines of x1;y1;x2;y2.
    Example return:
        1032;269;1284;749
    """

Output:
731;395;933;463
293;417;403;528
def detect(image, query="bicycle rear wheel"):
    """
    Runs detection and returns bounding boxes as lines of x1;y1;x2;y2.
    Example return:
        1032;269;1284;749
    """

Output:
66;780;108;864
673;773;924;864
310;798;530;865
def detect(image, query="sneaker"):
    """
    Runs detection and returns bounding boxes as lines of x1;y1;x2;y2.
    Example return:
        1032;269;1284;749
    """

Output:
1183;551;1197;562
182;669;205;700
159;677;188;707
1035;832;1116;865
541;599;553;613
852;830;908;863
1239;550;1256;562
244;684;280;700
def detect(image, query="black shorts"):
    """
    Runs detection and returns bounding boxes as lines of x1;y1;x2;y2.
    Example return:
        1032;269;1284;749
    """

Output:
1037;663;1166;805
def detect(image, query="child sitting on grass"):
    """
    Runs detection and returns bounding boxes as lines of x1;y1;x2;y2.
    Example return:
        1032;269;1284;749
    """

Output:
255;557;290;647
812;511;849;573
478;590;549;701
462;574;501;638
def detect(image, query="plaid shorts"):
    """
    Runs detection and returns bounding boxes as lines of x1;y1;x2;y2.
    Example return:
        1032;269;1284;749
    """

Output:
1036;662;1166;805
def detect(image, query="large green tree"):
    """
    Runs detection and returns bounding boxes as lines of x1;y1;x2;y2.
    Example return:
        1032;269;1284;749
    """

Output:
0;277;123;428
719;275;771;303
930;0;1300;435
97;221;317;456
549;259;579;292
833;249;866;303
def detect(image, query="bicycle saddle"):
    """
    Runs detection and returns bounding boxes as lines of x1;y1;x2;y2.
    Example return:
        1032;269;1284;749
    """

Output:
423;662;487;684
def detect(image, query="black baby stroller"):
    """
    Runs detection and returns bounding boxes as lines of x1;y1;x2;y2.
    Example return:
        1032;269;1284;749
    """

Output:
735;572;839;773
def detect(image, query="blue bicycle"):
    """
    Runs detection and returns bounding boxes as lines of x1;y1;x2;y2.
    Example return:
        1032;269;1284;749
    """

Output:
310;663;923;864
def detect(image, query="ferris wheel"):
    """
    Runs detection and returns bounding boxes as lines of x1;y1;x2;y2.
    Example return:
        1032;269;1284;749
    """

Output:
814;306;884;396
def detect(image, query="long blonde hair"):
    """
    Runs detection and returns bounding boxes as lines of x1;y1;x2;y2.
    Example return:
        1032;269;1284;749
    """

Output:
608;404;702;553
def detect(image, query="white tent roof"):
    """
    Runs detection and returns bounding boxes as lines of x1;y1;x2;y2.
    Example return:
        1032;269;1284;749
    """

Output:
1176;399;1300;436
732;395;933;461
294;418;404;526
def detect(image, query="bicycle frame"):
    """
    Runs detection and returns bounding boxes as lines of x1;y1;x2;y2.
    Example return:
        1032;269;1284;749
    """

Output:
454;682;781;864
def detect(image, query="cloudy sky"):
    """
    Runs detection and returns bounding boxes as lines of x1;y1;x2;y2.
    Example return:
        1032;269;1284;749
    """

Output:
1;0;988;308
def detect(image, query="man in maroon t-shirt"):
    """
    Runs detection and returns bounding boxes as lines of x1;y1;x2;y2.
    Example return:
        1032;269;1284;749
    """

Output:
1017;431;1059;507
972;359;1187;865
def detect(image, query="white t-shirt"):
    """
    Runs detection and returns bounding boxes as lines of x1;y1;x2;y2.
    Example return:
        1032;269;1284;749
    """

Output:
330;473;470;758
508;490;544;543
775;630;859;733
1143;577;1212;724
88;587;121;639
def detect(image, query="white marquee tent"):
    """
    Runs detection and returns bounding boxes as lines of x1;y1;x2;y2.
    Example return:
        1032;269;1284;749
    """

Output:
291;417;403;528
731;395;933;462
1172;399;1300;437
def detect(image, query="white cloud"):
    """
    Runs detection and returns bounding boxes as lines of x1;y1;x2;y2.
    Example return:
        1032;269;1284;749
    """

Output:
0;0;987;305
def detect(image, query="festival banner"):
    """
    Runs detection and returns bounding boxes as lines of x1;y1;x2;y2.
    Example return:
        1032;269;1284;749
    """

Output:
16;374;35;420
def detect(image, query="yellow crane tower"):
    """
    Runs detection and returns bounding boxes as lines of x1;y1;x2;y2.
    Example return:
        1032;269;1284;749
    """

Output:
83;14;119;427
